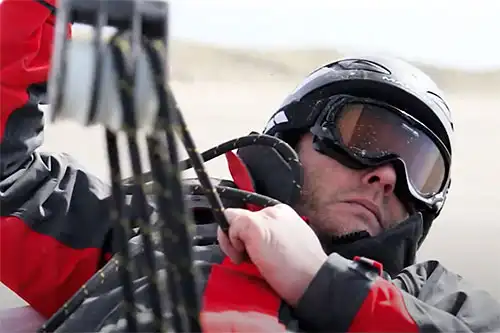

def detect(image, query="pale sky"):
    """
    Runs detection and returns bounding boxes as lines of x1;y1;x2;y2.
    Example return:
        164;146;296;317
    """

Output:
3;0;499;70
166;0;500;70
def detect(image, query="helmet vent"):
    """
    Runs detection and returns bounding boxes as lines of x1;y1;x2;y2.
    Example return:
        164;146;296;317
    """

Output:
333;59;392;75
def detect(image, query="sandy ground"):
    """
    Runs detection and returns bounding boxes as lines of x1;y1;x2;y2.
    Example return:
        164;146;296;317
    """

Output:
1;43;499;312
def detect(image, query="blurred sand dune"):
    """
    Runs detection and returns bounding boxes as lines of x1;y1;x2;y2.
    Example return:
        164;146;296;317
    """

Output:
2;40;499;311
168;41;500;95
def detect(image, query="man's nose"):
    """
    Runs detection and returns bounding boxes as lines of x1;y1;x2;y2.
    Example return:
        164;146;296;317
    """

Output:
361;163;397;195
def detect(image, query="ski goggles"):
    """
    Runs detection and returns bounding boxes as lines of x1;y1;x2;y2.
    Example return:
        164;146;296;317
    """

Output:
310;96;451;204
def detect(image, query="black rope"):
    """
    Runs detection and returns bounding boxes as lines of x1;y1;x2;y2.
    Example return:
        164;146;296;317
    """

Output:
104;128;139;333
39;1;303;332
107;30;165;332
86;0;106;125
143;40;201;332
123;134;302;197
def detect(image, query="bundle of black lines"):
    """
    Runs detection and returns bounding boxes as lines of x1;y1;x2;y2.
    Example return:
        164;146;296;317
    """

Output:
38;1;298;332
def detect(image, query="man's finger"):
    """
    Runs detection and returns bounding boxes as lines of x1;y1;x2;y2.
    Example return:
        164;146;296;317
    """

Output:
261;204;293;219
224;208;252;252
223;207;249;223
217;227;244;264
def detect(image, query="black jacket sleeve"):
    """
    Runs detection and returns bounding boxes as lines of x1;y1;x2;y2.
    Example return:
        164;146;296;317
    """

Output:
295;253;500;332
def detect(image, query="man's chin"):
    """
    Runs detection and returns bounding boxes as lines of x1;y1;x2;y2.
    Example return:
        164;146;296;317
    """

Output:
314;226;371;245
312;218;377;238
316;229;372;253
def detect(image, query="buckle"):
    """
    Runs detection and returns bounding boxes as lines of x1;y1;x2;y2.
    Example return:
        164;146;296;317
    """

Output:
353;256;384;276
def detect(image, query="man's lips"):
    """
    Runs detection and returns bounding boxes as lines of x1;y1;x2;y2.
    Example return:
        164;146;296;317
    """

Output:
344;199;383;227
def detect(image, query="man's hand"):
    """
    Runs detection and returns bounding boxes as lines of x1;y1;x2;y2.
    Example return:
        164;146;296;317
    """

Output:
217;204;328;307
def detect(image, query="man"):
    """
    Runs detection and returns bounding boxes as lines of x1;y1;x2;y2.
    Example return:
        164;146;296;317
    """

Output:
1;0;500;332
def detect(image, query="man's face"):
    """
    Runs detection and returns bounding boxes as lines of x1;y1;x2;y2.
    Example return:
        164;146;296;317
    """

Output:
295;133;409;237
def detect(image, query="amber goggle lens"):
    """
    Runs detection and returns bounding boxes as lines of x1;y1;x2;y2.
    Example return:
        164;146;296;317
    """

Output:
335;103;447;196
